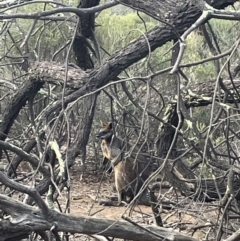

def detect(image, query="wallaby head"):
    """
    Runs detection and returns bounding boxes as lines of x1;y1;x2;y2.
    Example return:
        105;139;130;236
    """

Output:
96;121;113;141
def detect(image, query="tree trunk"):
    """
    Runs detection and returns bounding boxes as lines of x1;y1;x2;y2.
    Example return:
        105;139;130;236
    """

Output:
67;0;100;170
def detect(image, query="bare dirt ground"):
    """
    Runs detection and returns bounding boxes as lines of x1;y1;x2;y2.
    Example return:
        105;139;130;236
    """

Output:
59;166;216;241
5;160;220;240
61;167;154;240
67;166;153;220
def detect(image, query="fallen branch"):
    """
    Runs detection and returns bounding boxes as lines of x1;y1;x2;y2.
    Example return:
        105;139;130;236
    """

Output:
0;194;198;241
0;171;50;217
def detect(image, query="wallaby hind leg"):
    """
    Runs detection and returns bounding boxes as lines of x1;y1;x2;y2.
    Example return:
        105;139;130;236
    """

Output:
117;191;122;205
117;191;128;206
99;194;124;206
117;190;124;204
126;190;134;203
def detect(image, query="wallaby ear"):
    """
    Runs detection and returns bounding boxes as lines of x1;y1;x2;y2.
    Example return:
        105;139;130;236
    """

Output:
101;121;113;129
101;121;108;128
107;122;113;130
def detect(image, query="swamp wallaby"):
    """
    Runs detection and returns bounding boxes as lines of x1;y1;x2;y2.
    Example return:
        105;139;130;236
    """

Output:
97;122;151;205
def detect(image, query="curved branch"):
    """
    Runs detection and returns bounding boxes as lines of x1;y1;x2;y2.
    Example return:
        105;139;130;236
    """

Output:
0;140;49;175
0;194;198;241
25;0;237;121
0;1;118;15
0;172;50;216
0;78;43;141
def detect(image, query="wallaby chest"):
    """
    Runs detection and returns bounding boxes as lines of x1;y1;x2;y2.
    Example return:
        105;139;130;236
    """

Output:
101;139;122;161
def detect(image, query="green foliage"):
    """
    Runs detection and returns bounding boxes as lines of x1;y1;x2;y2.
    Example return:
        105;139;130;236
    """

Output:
96;9;172;79
0;2;71;65
185;34;216;80
183;18;238;82
209;19;239;48
96;10;157;54
181;18;239;135
95;8;240;146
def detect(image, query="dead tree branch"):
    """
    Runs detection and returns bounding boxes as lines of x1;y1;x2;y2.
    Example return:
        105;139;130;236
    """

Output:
0;193;198;241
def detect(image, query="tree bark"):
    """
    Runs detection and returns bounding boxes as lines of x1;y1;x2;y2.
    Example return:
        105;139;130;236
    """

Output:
21;0;238;200
0;79;43;160
0;194;198;241
68;0;100;169
26;0;238;120
0;0;237;209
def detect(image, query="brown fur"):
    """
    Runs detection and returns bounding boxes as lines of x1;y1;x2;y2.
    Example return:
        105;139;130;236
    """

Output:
97;122;150;204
